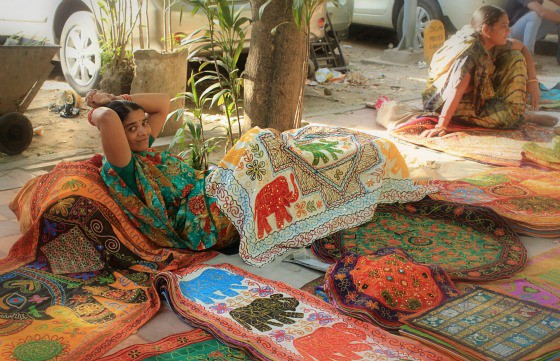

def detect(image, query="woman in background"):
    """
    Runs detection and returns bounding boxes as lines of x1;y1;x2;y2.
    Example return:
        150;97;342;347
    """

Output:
421;5;557;138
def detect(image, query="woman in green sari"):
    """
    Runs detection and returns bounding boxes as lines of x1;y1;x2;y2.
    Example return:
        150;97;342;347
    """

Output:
422;5;557;138
86;91;237;251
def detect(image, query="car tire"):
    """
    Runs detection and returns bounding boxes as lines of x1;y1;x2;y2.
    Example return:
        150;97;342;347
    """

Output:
396;0;443;49
60;11;102;96
0;112;34;155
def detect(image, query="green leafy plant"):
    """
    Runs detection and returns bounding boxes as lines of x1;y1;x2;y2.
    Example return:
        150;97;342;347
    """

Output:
167;0;250;170
92;0;140;73
169;73;224;171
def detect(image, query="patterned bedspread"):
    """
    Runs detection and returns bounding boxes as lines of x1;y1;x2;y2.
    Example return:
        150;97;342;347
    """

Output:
206;126;437;267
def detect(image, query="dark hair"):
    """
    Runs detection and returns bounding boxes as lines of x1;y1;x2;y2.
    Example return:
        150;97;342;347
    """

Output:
106;100;144;121
471;5;506;32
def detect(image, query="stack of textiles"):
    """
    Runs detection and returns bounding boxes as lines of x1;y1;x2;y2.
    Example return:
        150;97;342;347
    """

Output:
322;249;460;330
206;126;437;267
0;157;215;361
522;136;560;171
400;288;560;361
427;167;560;238
538;82;560;110
155;263;449;361
390;117;556;167
311;198;527;281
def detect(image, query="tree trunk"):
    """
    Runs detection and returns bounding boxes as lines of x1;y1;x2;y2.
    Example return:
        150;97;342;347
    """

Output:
244;0;309;132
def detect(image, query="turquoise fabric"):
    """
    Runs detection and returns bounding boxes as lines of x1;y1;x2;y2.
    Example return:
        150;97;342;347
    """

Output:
101;149;222;250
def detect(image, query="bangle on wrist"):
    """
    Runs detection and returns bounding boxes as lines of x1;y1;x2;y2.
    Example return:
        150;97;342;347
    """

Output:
121;94;132;102
527;78;538;84
87;109;96;126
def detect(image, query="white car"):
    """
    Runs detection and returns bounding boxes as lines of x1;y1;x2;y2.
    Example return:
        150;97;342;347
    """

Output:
0;0;353;96
352;0;508;47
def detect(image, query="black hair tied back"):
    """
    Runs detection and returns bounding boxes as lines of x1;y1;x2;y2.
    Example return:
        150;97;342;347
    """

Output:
106;100;144;122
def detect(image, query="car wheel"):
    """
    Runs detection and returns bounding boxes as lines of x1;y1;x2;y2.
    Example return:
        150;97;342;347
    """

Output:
397;0;443;49
0;112;34;155
60;11;101;96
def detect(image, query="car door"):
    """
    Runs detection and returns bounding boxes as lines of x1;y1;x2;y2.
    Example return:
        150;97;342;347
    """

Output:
352;0;394;28
0;0;61;44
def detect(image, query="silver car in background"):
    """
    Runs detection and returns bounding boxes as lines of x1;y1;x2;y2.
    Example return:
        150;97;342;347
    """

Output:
352;0;508;47
0;0;353;96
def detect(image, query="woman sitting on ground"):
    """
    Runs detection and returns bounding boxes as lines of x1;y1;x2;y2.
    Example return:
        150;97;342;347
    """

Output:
86;91;237;251
421;5;558;138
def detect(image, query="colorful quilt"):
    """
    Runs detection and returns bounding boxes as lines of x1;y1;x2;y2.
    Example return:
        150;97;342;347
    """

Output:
522;135;560;171
98;329;251;361
0;157;215;361
402;288;560;361
206;126;438;267
390;117;555;167
428;167;560;238
323;250;460;330
155;263;449;361
458;247;560;311
312;198;527;281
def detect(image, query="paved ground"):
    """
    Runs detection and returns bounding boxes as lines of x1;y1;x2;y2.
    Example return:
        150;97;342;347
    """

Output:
1;84;559;356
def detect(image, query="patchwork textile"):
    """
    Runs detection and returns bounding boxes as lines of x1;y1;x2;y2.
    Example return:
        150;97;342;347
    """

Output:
323;250;460;330
206;126;437;266
522;136;560;171
98;329;251;361
311;199;527;281
458;247;560;311
403;288;560;361
390;117;555;167
155;263;449;361
0;157;215;361
428;167;560;238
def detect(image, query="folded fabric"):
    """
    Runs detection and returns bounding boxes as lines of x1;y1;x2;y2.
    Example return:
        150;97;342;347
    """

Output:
311;198;527;281
98;329;251;361
539;82;560;109
206;126;437;267
155;263;449;361
428;167;560;238
323;249;460;330
522;136;560;171
402;287;560;361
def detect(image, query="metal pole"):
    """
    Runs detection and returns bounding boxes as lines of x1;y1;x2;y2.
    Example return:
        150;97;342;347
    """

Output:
397;0;418;50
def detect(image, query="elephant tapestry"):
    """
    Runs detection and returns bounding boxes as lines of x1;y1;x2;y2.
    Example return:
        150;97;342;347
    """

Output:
154;263;448;361
206;126;437;267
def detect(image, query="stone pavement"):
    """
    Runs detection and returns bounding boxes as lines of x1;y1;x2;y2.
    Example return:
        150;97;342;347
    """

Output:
1;100;559;357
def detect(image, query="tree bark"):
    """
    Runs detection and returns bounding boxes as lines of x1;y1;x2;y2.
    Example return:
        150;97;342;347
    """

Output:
244;0;309;132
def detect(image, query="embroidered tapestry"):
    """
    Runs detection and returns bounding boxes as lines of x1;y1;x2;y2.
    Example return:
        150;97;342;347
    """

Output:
403;288;560;361
390;117;555;167
98;328;251;361
311;198;527;281
521;135;560;171
155;263;449;361
206;126;438;267
458;247;560;311
323;250;460;330
0;157;215;361
427;167;560;238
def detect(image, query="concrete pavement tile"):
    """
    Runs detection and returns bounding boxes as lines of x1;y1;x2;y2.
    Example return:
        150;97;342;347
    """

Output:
0;189;17;205
0;175;24;191
0;204;15;220
0;234;19;255
0;219;21;238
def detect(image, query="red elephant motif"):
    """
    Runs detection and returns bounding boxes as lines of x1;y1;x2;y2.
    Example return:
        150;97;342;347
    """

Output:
293;322;371;361
254;174;299;238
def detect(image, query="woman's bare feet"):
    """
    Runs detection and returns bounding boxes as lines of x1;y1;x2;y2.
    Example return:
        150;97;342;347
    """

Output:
525;112;559;127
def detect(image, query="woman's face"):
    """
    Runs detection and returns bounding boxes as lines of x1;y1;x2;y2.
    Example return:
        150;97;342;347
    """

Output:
486;13;511;46
123;109;151;152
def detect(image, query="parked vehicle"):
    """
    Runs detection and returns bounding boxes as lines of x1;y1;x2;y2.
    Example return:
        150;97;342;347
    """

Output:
0;0;353;96
352;0;508;47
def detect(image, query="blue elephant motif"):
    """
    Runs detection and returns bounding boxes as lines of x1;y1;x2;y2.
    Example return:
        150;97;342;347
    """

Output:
179;268;248;304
